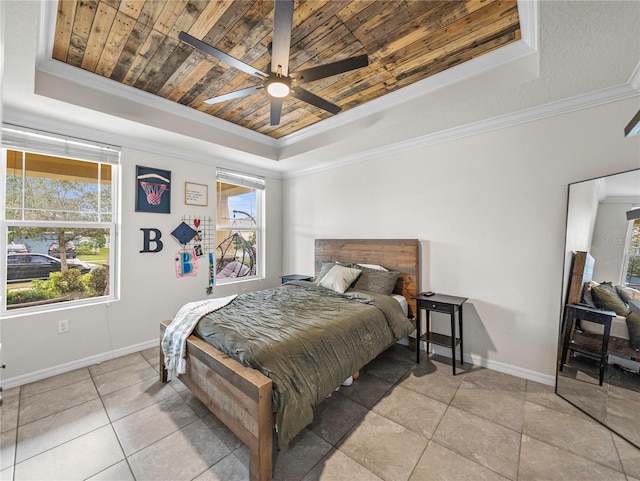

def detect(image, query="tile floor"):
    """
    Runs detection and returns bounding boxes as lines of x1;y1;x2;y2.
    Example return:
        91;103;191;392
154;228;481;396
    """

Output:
1;344;639;481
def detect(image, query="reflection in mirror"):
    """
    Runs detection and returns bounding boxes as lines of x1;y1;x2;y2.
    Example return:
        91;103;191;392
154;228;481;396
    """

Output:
558;168;640;448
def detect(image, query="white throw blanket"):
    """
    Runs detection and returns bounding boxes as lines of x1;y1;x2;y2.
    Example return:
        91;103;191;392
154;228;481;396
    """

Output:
162;295;237;377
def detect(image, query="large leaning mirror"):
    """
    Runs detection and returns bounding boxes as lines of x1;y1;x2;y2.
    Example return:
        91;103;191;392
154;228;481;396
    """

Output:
557;168;640;448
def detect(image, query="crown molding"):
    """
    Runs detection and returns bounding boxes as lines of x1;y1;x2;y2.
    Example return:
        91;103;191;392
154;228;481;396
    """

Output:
36;0;539;152
2;109;283;180
36;1;278;150
285;83;639;178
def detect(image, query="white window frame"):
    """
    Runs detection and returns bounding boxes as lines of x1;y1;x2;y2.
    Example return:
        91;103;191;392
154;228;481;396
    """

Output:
621;217;640;289
1;124;121;316
215;168;265;283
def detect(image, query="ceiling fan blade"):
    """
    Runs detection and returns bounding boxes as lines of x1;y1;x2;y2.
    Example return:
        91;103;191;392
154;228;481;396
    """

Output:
291;87;341;115
291;54;369;83
271;0;294;76
179;31;267;79
270;99;284;125
204;86;263;105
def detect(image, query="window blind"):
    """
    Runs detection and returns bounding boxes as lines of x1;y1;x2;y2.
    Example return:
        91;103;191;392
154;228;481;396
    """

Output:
216;168;265;191
2;124;121;164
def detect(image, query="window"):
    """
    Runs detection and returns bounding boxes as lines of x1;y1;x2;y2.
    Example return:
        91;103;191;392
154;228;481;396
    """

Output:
622;217;640;289
2;125;120;313
215;169;264;282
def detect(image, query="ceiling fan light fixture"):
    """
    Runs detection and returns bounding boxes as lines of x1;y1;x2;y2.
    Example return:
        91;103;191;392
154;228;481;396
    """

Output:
265;76;291;98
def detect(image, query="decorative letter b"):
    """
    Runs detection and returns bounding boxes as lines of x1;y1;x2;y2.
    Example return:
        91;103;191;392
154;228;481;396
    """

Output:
140;228;163;253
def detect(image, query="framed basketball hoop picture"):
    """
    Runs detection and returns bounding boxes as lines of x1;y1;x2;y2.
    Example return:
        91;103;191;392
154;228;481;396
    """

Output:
135;166;171;213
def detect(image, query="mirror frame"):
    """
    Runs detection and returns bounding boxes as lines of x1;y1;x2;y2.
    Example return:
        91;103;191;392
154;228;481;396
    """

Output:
556;168;640;449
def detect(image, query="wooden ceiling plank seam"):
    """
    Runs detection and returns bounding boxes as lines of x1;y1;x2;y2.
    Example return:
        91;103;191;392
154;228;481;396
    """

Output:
101;0;121;9
67;0;100;68
290;0;331;33
121;28;166;86
132;35;181;92
293;38;367;79
178;63;230;106
341;0;392;36
95;10;139;78
357;1;450;51
81;2;118;72
149;0;217;95
379;1;518;70
350;0;415;40
188;0;236;40
52;0;78;62
289;1;349;47
165;55;217;101
118;0;145;20
152;0;189;36
371;0;503;61
385;3;519;76
394;27;520;88
141;41;193;94
168;0;211;40
109;20;153;83
218;1;273;61
137;0;167;28
334;0;378;24
157;50;208;98
202;1;254;49
312;68;390;106
288;17;349;71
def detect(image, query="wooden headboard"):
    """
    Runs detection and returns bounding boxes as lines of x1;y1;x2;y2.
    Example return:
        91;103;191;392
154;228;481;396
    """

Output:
314;239;420;316
566;251;595;305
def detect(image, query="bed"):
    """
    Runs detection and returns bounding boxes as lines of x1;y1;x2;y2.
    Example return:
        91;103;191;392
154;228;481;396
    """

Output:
159;239;420;481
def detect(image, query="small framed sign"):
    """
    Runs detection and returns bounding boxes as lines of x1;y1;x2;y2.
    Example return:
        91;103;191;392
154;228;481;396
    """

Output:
185;182;208;206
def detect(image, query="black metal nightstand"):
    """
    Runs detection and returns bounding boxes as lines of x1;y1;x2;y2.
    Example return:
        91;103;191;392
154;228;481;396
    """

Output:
412;293;468;375
560;303;615;386
280;274;313;284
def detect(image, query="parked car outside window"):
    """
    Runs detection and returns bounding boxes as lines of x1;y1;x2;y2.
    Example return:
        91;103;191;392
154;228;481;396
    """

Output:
48;242;77;259
7;243;28;253
6;253;91;282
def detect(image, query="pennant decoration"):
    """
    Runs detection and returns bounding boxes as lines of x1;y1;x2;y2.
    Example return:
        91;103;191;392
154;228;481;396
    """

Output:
206;252;215;294
171;222;197;245
175;249;198;277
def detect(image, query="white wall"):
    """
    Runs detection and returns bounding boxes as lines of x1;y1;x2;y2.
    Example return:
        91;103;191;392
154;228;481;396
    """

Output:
282;97;640;382
1;146;282;387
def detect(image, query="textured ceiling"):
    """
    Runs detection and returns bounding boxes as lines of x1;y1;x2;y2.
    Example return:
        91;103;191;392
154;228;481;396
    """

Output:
51;0;521;139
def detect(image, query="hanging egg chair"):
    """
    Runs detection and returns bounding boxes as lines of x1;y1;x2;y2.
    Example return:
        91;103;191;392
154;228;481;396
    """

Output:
215;211;256;279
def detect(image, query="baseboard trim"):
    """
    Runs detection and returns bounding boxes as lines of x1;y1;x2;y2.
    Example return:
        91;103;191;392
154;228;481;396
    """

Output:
2;339;159;389
399;338;555;386
5;338;556;390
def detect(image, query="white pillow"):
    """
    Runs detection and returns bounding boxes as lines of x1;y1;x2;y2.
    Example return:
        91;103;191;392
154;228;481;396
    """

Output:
356;263;388;271
318;265;362;293
618;286;640;301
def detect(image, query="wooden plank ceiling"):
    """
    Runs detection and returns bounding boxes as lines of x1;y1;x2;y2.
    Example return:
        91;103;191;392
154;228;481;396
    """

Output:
52;0;521;139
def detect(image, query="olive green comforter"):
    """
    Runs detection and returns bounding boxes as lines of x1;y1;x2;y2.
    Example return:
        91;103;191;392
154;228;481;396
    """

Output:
193;281;413;447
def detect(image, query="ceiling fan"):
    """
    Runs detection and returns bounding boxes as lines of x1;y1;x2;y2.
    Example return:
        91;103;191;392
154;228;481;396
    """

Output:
178;0;369;126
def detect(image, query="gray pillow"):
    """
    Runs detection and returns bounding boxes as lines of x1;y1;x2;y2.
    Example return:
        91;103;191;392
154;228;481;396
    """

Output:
353;266;399;295
626;312;640;351
591;282;631;316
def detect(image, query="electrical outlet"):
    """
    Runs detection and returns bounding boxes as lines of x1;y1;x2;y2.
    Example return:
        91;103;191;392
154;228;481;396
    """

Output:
57;320;70;334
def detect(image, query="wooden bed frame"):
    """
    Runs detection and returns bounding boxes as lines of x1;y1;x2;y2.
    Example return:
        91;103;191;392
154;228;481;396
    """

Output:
160;239;420;481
